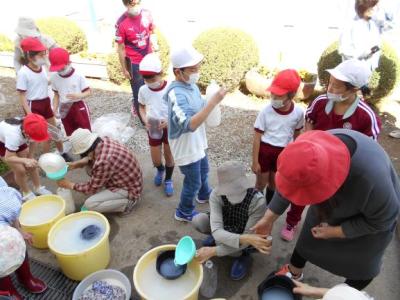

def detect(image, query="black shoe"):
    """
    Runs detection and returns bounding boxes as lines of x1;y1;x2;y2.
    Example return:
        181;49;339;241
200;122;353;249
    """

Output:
61;153;74;162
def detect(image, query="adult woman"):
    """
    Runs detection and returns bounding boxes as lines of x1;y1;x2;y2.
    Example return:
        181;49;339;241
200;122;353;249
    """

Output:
252;129;399;290
0;114;52;201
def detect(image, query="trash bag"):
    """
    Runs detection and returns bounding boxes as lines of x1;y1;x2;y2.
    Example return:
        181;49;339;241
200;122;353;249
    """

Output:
91;113;135;144
80;225;101;241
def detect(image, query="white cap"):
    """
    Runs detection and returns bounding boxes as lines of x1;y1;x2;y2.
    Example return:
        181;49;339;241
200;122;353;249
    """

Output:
323;284;373;300
15;17;40;37
171;45;204;68
139;53;162;75
69;128;99;155
326;59;371;88
0;225;26;277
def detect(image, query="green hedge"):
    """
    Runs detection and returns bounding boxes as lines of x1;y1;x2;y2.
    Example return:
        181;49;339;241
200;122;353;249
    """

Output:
107;29;170;85
36;17;88;54
193;27;259;92
0;161;9;175
0;34;13;52
317;41;400;103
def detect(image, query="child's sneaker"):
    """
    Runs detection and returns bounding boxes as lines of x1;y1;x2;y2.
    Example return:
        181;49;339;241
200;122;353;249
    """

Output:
33;186;52;196
164;180;174;197
276;264;304;281
174;209;199;222
280;223;297;242
154;169;164;186
196;197;209;204
22;191;36;202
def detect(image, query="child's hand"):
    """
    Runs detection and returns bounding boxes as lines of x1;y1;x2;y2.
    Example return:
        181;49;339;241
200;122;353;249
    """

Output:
66;93;82;101
21;231;34;245
252;162;261;174
210;87;227;105
159;120;168;129
23;158;38;169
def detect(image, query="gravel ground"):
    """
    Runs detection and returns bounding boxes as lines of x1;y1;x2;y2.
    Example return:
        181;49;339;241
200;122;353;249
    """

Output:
0;69;399;174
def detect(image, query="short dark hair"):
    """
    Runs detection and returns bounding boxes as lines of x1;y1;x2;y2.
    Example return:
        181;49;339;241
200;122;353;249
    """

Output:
355;0;379;18
142;72;163;80
21;50;41;66
80;137;102;158
122;0;139;6
344;81;371;97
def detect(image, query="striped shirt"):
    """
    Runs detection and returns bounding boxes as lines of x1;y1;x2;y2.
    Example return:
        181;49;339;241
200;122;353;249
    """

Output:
0;177;22;226
306;95;381;140
74;138;143;200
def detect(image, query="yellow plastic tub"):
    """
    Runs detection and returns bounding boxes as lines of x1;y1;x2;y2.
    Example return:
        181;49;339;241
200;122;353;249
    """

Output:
48;211;110;281
19;195;66;249
133;244;203;300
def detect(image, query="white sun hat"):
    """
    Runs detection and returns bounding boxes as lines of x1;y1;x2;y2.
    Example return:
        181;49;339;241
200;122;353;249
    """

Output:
15;17;40;37
323;284;373;300
139;53;162;75
69;128;99;155
326;59;372;88
171;45;204;68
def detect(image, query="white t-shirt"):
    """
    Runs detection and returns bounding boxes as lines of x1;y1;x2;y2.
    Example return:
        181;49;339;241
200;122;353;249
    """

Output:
169;123;208;166
0;121;26;152
50;69;89;104
16;65;49;101
254;103;305;147
138;81;169;120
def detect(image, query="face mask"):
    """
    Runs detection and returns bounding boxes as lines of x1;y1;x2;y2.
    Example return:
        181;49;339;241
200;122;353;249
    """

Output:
327;92;347;103
58;65;72;76
184;72;200;85
128;6;141;16
271;98;285;109
33;58;46;67
146;81;162;89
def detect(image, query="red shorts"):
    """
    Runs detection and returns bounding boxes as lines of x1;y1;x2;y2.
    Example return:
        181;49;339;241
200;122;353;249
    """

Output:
62;101;91;136
258;142;285;173
28;98;54;119
148;128;169;147
0;141;28;157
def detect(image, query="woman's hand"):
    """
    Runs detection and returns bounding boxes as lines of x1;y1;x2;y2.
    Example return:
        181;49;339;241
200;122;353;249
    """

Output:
241;234;271;254
251;213;275;236
56;178;75;190
195;247;217;264
311;224;345;239
292;280;327;298
23;158;38;169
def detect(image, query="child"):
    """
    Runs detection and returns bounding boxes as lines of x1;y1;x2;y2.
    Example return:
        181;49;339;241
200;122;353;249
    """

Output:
16;37;70;161
0;114;52;201
49;47;91;137
252;69;304;208
280;59;381;242
164;45;226;222
138;53;174;196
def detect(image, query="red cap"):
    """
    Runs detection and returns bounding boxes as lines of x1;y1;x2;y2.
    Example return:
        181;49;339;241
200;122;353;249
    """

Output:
267;69;301;96
20;37;47;52
275;130;351;206
49;48;70;72
23;114;50;142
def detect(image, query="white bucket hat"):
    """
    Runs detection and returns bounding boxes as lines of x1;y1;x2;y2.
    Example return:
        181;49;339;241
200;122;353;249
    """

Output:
326;59;372;88
323;284;373;300
171;45;204;68
139;53;162;75
214;161;254;204
0;225;26;277
15;17;40;38
69;128;99;155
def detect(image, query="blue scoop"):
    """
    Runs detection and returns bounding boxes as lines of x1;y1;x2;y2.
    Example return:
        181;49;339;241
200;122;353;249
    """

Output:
174;236;196;266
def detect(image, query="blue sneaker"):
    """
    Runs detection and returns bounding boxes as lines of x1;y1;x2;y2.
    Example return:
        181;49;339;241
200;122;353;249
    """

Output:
230;252;252;281
174;209;199;222
164;180;174;197
154;169;164;186
202;235;216;247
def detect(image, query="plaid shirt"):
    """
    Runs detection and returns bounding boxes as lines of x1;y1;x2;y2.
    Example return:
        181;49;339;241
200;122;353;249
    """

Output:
74;138;143;200
0;176;22;226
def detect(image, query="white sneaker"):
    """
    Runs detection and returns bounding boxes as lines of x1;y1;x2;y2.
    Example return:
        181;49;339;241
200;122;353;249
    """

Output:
33;186;52;196
196;198;209;204
22;192;36;202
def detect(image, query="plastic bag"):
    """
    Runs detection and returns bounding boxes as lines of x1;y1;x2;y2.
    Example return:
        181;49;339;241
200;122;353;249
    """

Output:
205;80;222;127
57;188;76;215
91;113;135;144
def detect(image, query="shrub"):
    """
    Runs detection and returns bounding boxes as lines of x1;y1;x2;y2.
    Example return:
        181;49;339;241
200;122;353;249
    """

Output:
107;29;170;85
317;41;400;103
36;17;88;54
194;27;259;92
0;161;9;175
0;34;14;52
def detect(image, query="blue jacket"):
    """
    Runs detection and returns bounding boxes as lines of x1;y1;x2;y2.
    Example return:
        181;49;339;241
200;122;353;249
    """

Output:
163;81;206;140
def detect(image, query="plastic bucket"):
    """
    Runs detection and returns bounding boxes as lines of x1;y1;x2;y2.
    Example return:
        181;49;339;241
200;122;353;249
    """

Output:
19;195;66;249
72;269;131;300
133;244;203;300
48;211;110;280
